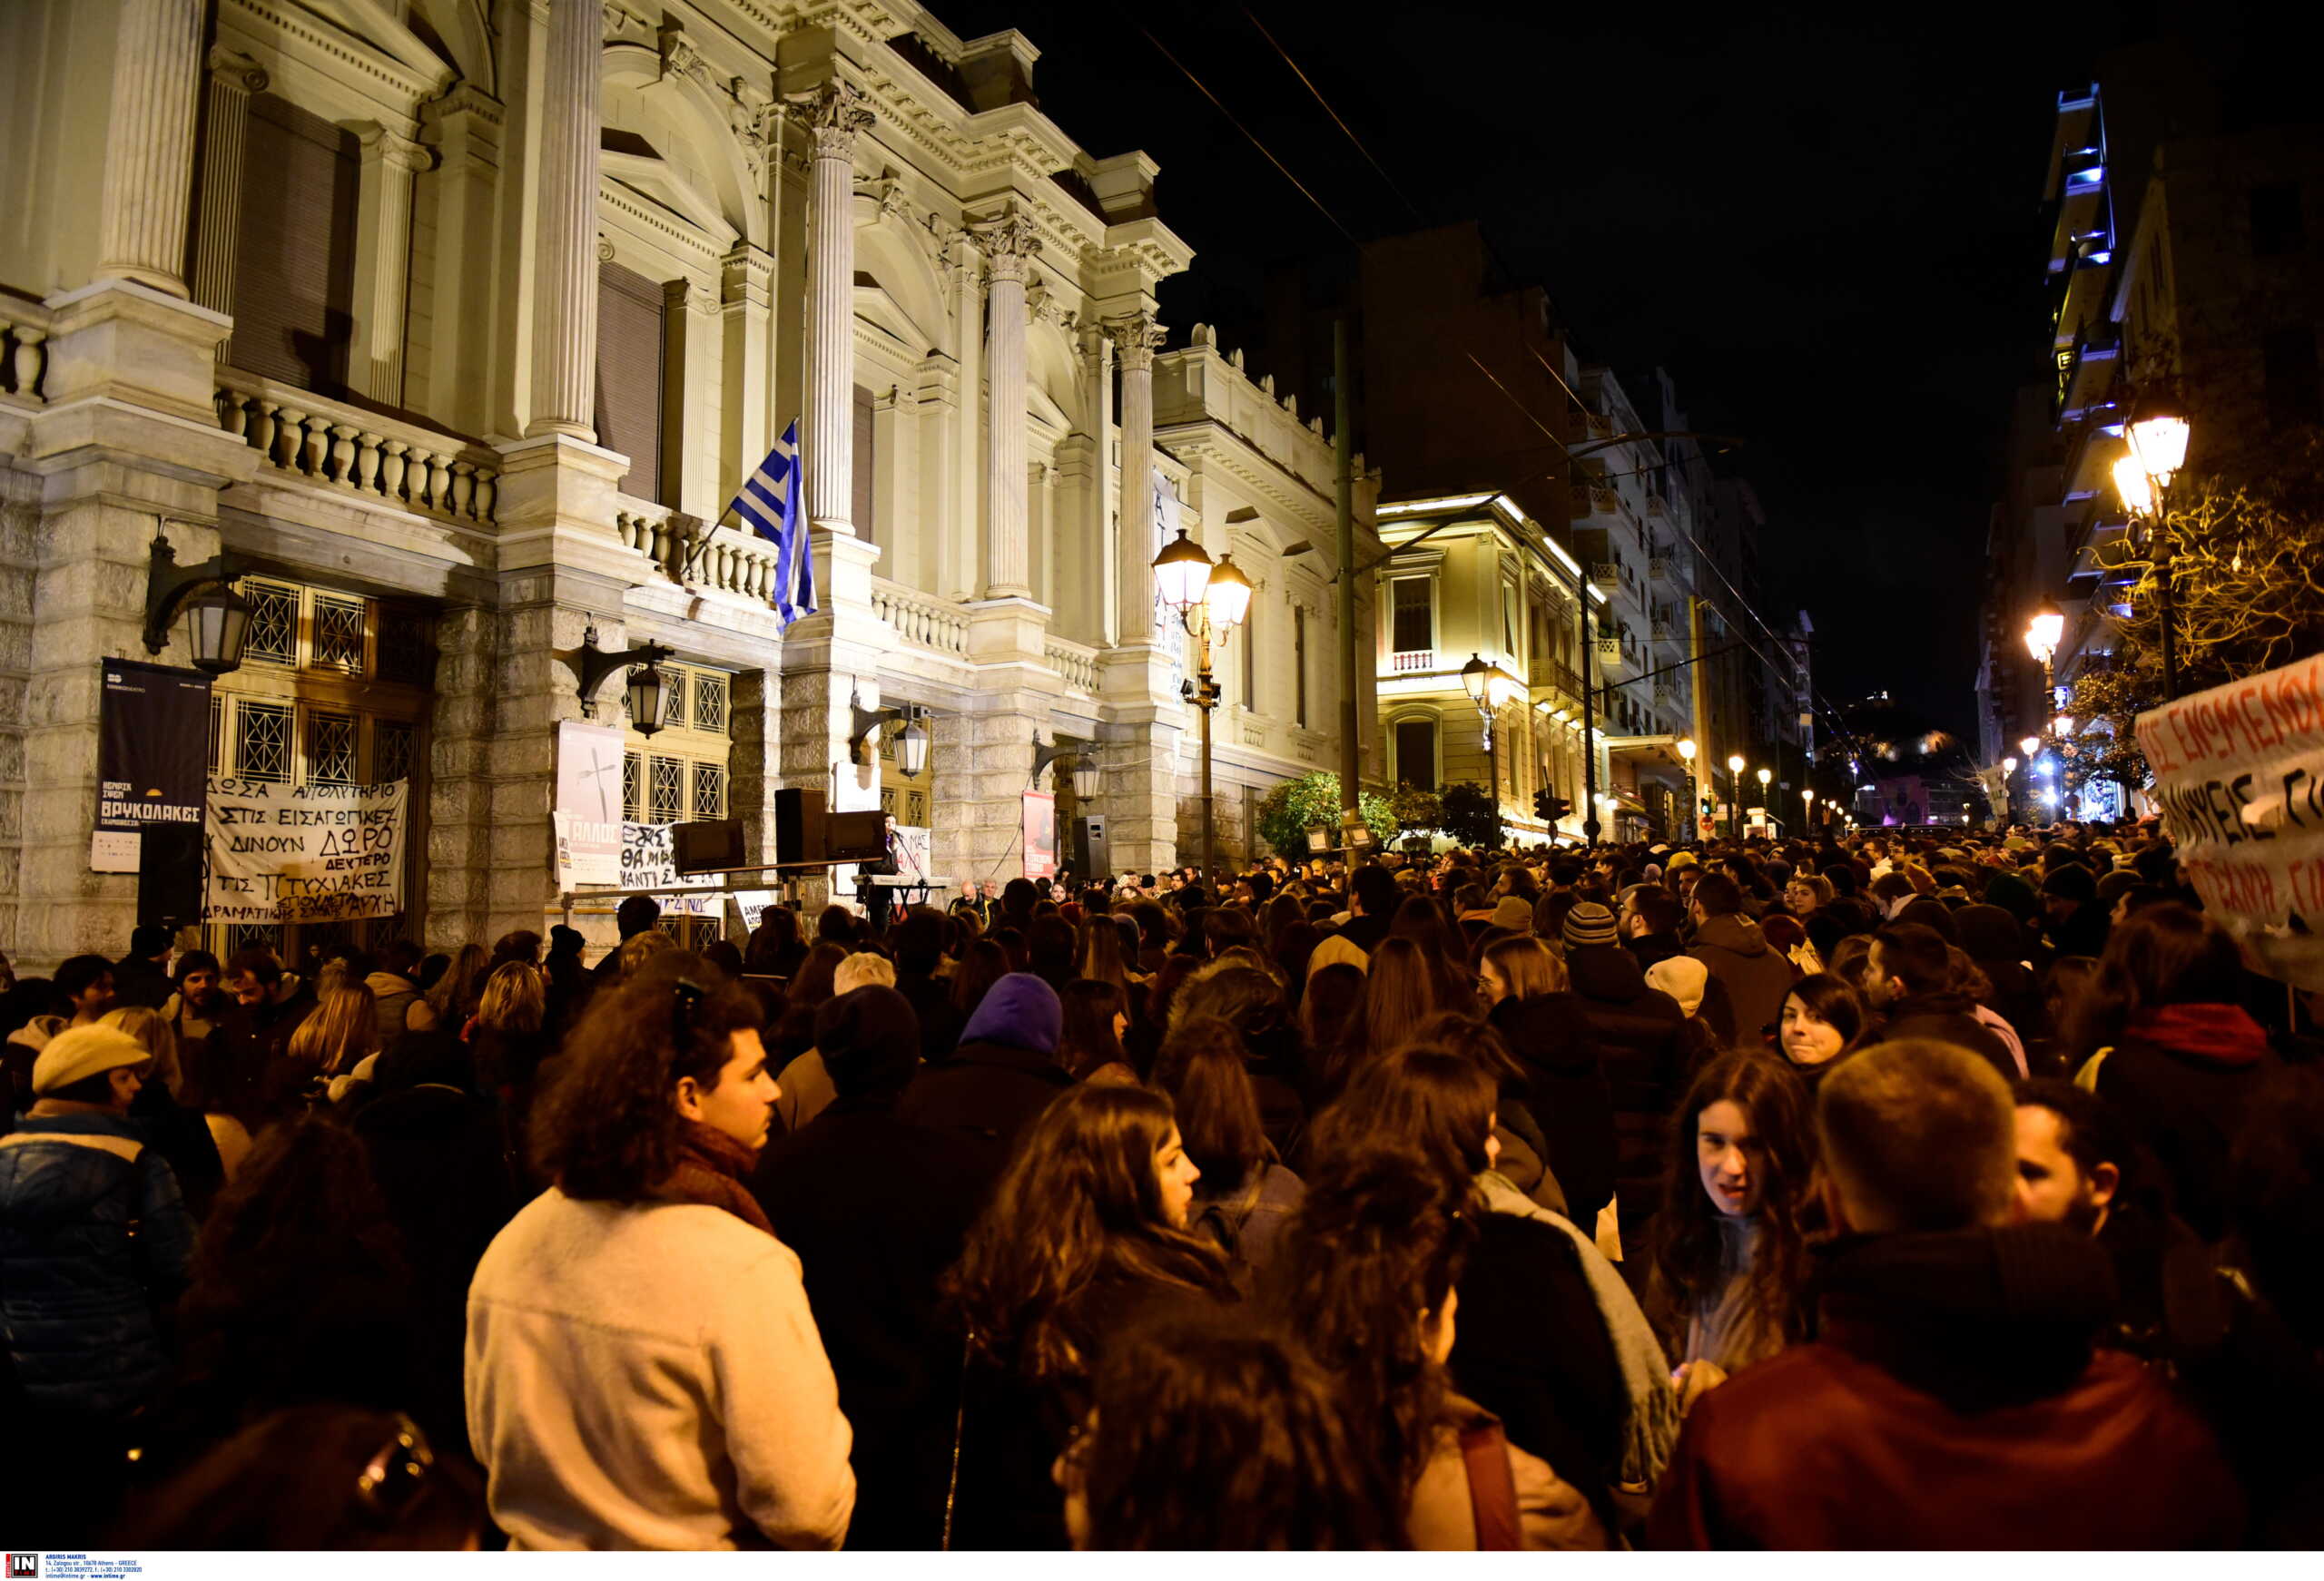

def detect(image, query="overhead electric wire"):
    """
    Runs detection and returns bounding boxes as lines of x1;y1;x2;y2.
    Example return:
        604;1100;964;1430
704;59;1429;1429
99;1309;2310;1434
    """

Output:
1131;22;1356;243
1236;5;1429;226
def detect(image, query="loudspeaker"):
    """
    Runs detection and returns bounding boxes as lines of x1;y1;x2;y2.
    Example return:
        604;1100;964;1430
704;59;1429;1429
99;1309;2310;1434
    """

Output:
1072;814;1109;882
139;822;204;933
672;818;745;875
824;810;888;863
773;786;826;866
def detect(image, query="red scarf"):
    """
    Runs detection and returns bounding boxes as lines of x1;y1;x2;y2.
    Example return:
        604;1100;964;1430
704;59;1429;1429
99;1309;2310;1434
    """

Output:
2128;1003;2270;1065
656;1120;775;1235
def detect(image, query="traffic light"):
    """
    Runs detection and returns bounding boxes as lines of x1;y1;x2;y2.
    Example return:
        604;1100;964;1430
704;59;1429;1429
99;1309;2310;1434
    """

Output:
1544;792;1572;823
1532;788;1552;821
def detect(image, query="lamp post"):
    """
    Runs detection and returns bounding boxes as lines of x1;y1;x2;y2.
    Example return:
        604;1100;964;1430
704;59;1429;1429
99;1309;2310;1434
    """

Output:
1756;766;1772;834
2116;393;2191;702
2001;754;2018;824
1676;736;1698;841
1462;654;1520;850
1801;786;1815;831
1154;527;1251;893
1725;752;1745;842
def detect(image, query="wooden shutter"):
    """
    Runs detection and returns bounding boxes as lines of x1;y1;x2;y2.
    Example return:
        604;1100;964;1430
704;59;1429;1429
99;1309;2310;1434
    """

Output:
852;385;877;540
594;262;665;503
230;95;358;392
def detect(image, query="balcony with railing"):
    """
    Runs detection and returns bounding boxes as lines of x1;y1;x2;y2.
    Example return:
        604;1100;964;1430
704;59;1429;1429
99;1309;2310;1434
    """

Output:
1594;636;1626;672
611;500;788;604
215;369;500;529
871;578;970;656
1649;555;1678;583
1588;562;1621;593
1389;647;1436;675
0;292;49;408
1569;484;1621;522
1046;637;1100;693
1651;615;1683;647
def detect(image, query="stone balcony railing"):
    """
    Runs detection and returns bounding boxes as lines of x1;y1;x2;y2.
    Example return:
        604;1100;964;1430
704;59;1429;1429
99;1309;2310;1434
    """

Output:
612;499;784;604
1588;562;1621;592
1594;636;1626;670
1649;555;1678;583
1390;647;1435;674
215;369;499;527
0;293;49;405
1046;639;1100;692
871;577;970;655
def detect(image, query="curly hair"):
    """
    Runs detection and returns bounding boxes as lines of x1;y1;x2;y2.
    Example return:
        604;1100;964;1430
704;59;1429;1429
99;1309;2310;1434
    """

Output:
527;955;764;1202
946;1085;1231;1385
1078;1308;1398;1550
1260;1144;1472;1498
1646;1051;1817;1364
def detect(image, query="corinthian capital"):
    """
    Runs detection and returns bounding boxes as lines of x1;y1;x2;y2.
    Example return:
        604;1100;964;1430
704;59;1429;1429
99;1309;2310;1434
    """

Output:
788;79;874;162
971;211;1042;284
1106;310;1166;372
355;122;433;173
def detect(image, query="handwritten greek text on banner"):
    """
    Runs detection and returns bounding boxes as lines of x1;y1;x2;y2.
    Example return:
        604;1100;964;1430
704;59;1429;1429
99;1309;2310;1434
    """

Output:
2138;652;2324;991
206;777;407;924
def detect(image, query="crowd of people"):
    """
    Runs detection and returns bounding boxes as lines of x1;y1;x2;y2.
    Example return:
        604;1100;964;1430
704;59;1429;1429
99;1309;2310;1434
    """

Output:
2;820;2319;1550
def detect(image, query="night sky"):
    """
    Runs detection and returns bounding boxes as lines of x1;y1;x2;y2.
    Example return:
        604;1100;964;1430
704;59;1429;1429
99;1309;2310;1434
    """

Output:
937;0;2168;738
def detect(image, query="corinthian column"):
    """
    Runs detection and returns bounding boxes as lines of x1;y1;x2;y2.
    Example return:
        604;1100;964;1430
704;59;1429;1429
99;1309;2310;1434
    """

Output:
191;47;268;318
523;0;603;439
790;79;874;531
1108;310;1165;639
975;211;1040;600
96;0;204;296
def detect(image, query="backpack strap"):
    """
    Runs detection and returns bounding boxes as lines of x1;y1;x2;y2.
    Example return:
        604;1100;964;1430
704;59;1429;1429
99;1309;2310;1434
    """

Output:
1458;1419;1523;1551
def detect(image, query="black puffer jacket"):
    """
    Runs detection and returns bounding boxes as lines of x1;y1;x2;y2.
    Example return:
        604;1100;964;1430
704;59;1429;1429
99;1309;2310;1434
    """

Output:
1488;994;1617;1223
1562;947;1687;1230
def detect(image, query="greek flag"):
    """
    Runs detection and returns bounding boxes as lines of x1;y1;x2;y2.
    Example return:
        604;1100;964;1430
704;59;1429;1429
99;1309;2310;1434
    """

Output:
732;419;816;629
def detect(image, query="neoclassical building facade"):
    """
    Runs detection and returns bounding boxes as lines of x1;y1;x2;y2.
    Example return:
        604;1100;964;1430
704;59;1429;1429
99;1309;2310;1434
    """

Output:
0;0;1373;968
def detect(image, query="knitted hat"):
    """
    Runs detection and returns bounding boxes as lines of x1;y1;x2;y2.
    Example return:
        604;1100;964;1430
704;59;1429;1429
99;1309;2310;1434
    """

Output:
1646;956;1709;1017
1490;896;1535;933
1665;850;1699;870
32;1024;153;1096
958;972;1062;1055
1561;901;1620;950
818;986;923;1098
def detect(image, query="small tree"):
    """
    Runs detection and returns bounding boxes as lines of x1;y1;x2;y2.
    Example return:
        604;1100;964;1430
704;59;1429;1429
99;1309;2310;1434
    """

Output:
2060;663;2162;806
1438;781;1503;851
1389;781;1443;840
1255;771;1401;862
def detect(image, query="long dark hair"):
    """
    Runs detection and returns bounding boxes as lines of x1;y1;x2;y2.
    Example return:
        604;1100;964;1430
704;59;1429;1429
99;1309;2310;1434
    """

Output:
1646;1051;1817;1362
1079;1309;1397;1550
1262;1145;1472;1498
1059;978;1128;1079
950;938;1009;1022
947;1085;1231;1384
1152;1016;1267;1191
527;956;763;1202
1307;1047;1496;1197
2063;902;2246;1062
1315;938;1435;1101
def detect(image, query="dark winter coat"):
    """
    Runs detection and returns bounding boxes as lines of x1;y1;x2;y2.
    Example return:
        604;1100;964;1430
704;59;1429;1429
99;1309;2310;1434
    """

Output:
202;987;312;1125
894;970;963;1061
1562;946;1688;1229
752;1097;987;1549
1684;913;1795;1046
1488;994;1618;1223
896;975;1073;1193
1649;1224;2244;1549
110;957;174;1012
2086;1004;2276;1242
0;1109;197;1415
1867;990;2018;1084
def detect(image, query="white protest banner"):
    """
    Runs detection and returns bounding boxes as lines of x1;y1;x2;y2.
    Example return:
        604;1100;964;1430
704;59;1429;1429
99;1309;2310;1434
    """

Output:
891;824;933;883
2138;651;2324;991
206;777;407;924
553;721;625;886
620;820;720;915
731;890;780;933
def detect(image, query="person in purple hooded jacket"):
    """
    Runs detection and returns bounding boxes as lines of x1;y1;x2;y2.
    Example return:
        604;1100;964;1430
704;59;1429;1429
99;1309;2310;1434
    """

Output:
896;972;1076;1196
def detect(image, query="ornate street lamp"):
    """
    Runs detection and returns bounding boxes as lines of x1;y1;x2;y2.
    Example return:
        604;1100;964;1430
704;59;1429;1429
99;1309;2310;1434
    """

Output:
566;624;676;736
143;526;252;674
1676;737;1698;839
1725;752;1745;841
2114;392;2192;702
1153;529;1250;889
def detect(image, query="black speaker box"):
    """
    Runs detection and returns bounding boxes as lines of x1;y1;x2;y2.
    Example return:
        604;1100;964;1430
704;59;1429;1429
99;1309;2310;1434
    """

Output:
672;818;745;875
773;786;826;865
1072;814;1109;880
825;810;888;863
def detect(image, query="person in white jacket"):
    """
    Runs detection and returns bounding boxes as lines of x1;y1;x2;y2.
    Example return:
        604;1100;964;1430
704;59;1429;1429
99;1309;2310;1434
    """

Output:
466;956;854;1549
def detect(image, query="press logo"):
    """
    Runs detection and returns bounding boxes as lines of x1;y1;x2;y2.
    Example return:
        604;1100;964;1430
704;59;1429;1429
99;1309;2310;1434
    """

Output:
6;1556;38;1578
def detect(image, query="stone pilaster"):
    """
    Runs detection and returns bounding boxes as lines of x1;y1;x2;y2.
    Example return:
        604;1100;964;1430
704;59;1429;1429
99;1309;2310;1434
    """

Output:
351;123;430;404
524;0;602;439
96;0;203;297
189;46;267;319
1101;714;1183;879
941;225;983;600
417;85;505;438
975;211;1040;600
719;242;773;505
1108;309;1165;641
663;278;719;517
1076;319;1115;642
789;80;872;532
